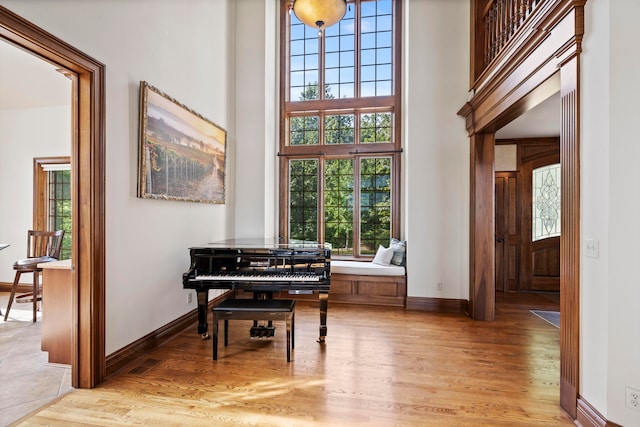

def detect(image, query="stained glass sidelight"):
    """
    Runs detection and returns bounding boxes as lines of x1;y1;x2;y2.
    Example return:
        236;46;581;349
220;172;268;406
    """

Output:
532;163;561;241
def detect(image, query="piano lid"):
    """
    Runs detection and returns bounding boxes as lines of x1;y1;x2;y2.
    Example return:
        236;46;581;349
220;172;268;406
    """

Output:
190;237;331;251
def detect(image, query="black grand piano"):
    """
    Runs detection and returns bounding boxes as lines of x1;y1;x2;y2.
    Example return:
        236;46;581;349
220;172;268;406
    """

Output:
183;238;331;341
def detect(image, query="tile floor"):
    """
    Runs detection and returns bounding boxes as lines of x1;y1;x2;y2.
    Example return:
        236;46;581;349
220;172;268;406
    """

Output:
0;292;73;426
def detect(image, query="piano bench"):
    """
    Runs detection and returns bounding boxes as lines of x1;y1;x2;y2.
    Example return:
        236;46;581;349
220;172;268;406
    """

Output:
212;299;296;362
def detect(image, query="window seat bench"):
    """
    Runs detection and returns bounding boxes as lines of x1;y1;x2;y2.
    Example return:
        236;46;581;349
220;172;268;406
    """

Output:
328;260;407;307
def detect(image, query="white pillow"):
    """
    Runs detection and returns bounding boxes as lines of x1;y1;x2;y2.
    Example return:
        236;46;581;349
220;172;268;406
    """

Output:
372;245;394;266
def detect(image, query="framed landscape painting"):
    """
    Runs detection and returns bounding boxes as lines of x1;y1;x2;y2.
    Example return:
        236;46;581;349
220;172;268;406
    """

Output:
138;81;227;204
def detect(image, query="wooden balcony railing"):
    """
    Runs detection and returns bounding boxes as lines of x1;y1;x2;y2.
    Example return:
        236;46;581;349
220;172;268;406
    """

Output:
482;0;542;67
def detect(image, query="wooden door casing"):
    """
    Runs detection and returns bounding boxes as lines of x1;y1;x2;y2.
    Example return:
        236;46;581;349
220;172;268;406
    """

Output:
1;6;107;388
459;2;584;418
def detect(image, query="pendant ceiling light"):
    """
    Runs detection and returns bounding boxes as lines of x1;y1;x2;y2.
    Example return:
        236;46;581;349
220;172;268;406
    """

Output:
291;0;347;34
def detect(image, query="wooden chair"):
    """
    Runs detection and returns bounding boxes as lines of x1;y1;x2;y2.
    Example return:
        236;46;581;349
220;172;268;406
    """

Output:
4;230;64;322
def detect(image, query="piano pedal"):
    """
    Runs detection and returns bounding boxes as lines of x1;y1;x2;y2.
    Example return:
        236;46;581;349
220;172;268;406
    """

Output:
250;325;276;338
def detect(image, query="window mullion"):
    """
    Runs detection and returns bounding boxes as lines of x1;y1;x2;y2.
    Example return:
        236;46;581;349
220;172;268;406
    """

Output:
353;156;361;256
354;0;361;99
319;29;325;100
318;157;326;243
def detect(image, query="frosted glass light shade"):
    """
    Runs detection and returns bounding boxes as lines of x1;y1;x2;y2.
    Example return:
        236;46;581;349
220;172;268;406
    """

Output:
292;0;347;30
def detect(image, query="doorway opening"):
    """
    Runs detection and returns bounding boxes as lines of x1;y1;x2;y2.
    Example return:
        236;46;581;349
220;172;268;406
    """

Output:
1;6;106;388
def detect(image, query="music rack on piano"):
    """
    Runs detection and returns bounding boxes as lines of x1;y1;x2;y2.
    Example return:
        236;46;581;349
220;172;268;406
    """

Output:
183;238;331;341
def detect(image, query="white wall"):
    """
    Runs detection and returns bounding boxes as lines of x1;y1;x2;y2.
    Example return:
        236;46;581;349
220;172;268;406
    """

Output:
606;0;640;424
1;0;235;354
233;0;278;240
0;105;71;279
404;0;470;299
582;0;640;425
580;0;610;416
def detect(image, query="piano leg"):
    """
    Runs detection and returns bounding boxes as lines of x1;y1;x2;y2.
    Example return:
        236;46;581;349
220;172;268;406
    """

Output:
196;290;210;340
318;291;328;343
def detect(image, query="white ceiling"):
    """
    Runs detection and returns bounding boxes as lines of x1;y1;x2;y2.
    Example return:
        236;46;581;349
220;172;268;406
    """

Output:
0;40;71;110
495;91;561;139
0;39;560;138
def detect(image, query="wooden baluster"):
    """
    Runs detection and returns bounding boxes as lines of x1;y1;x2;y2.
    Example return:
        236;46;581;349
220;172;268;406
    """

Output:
485;14;491;66
491;2;500;60
501;0;508;49
518;0;526;26
487;5;494;64
511;0;517;37
497;0;503;51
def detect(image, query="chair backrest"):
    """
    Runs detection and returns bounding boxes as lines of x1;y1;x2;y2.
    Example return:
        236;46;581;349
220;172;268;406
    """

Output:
26;230;65;260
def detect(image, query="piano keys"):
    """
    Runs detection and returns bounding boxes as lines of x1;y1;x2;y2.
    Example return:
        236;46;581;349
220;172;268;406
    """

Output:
182;238;331;341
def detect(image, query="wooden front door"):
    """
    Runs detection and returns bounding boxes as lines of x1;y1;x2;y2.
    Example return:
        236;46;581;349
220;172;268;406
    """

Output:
520;148;560;292
495;172;519;292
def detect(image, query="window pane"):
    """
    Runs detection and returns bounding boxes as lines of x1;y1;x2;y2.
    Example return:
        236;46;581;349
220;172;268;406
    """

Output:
326;68;339;85
360;112;392;143
359;0;394;98
291;23;305;41
377;47;392;64
376;80;392;96
339;83;354;98
290;71;304;87
290;116;319;145
377;14;393;32
324;114;355;144
324;7;355;100
360;157;391;254
362;1;377;18
361;33;376;50
361;49;376;65
290;13;320;102
532;163;561;241
289;160;318;242
325;159;354;255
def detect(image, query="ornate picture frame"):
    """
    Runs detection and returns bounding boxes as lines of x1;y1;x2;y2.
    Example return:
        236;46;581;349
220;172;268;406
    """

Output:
138;81;226;204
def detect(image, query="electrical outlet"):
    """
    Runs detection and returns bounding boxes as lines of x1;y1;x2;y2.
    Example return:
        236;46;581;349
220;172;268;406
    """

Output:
187;292;193;305
437;282;443;291
627;387;640;411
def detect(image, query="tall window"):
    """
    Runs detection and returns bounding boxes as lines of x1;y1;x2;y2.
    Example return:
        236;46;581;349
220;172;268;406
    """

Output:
48;169;72;259
280;0;401;257
34;158;72;260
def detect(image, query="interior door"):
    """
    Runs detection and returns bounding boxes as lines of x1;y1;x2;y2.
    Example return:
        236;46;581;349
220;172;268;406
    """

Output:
495;172;519;292
520;151;561;292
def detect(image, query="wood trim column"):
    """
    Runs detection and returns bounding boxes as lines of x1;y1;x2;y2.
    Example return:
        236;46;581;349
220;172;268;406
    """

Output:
469;132;495;320
559;55;580;419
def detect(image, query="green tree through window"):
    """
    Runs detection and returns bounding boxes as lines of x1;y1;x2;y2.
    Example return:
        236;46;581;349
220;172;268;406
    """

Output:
49;169;72;259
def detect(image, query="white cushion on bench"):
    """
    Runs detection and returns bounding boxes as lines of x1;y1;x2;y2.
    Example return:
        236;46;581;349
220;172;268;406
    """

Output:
331;260;406;276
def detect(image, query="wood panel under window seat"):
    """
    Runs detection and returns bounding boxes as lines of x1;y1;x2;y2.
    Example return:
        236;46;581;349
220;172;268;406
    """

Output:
279;260;406;308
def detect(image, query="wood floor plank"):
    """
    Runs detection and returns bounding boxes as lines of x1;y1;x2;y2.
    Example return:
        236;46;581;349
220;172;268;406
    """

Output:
14;294;573;426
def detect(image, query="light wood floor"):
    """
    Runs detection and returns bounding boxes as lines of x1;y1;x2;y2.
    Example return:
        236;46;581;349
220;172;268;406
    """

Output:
13;293;574;426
